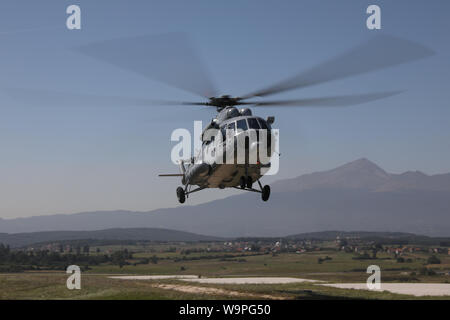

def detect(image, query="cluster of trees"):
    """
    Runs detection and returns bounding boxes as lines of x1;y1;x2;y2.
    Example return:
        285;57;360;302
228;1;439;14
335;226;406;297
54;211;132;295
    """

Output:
396;257;413;263
415;267;437;276
0;243;132;272
110;249;133;268
427;255;441;265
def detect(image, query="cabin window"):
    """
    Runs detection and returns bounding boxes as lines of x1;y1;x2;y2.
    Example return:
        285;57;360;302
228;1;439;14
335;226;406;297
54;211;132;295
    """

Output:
236;119;248;131
247;118;260;129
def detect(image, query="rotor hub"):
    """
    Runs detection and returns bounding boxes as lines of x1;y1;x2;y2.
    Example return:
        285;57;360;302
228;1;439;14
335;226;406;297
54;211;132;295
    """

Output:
208;95;243;110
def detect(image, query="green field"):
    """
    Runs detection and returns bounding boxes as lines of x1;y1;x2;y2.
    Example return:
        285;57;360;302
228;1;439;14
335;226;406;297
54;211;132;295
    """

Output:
1;245;449;300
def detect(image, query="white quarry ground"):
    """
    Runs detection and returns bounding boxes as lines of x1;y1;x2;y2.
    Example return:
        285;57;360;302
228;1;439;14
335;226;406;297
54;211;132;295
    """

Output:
109;275;319;284
109;275;199;280
320;283;450;297
181;277;320;284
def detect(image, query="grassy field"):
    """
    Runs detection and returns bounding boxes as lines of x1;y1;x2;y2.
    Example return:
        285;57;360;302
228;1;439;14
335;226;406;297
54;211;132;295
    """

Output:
1;247;449;300
0;272;430;300
88;248;450;282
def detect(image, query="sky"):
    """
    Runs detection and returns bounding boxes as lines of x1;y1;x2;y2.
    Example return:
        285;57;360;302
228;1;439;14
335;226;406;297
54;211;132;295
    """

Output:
0;0;449;218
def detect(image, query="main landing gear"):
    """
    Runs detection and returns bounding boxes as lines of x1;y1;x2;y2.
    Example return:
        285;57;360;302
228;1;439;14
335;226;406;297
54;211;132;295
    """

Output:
176;184;206;204
176;187;185;204
176;178;270;204
261;184;271;201
235;177;271;202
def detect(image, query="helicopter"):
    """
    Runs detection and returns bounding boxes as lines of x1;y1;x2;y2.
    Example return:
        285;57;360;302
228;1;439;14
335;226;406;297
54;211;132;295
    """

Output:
3;33;433;203
160;99;278;203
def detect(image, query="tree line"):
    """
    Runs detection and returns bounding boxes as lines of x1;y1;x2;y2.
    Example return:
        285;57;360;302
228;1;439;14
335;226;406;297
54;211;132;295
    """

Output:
0;243;133;272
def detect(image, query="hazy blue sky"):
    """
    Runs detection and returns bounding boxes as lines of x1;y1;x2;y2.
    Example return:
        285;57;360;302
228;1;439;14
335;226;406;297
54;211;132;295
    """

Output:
0;0;449;218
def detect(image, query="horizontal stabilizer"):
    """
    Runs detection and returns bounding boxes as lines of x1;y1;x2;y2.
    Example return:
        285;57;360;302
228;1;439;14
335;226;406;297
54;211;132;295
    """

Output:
158;173;184;177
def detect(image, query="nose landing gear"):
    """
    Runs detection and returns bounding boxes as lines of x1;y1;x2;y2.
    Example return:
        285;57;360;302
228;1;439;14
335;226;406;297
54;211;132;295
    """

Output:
240;176;253;189
246;176;253;189
239;176;246;189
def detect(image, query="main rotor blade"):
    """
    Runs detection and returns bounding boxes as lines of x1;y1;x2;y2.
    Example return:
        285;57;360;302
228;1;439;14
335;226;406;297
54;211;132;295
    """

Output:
2;87;208;108
246;91;402;107
240;35;434;99
76;33;217;98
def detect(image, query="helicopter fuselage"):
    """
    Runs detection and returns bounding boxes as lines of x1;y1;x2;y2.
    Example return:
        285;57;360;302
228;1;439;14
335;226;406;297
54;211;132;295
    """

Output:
182;106;275;189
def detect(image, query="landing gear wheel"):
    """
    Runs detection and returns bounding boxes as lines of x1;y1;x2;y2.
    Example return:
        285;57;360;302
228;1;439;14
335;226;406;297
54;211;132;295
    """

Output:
176;187;186;203
261;185;270;201
239;177;246;189
246;176;253;189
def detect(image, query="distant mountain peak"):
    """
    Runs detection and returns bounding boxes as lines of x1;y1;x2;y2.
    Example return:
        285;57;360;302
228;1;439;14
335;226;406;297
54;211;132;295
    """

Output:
352;157;371;163
273;158;389;192
273;158;450;195
336;158;387;175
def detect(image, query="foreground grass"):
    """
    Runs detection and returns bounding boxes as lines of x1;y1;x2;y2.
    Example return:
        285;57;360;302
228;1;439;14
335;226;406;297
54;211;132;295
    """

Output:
0;273;215;300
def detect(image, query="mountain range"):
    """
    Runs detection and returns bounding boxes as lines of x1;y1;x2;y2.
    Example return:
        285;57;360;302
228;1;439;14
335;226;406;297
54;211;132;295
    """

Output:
0;228;223;248
1;158;449;237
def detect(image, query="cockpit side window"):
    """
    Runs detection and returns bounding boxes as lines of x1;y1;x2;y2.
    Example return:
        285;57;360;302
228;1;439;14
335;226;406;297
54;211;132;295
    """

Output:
247;118;260;129
236;119;248;131
227;122;236;131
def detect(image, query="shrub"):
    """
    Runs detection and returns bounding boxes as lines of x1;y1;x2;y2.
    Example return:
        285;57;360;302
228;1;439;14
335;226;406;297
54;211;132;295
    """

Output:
419;267;436;276
427;255;441;265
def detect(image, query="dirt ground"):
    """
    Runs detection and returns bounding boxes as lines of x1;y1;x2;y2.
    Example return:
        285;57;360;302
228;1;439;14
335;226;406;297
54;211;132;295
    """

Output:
152;283;286;300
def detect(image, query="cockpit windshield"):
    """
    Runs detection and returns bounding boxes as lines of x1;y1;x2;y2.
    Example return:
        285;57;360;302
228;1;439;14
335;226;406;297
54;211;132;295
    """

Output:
236;119;248;131
257;119;269;130
247;118;260;129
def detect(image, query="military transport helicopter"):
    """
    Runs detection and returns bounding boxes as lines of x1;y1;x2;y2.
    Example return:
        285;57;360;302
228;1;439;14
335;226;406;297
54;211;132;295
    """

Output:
4;33;434;203
159;98;277;203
